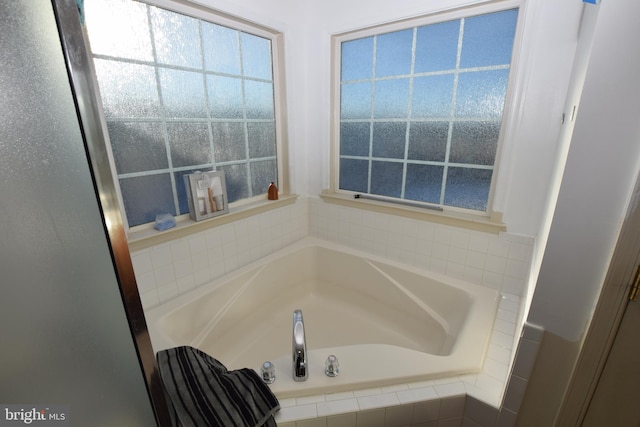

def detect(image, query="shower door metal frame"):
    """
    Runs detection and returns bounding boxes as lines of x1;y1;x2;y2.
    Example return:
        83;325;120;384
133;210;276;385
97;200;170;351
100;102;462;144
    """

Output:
50;0;172;424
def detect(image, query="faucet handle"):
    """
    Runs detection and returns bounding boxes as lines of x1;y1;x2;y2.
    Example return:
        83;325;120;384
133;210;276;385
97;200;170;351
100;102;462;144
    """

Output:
324;355;339;377
261;361;276;384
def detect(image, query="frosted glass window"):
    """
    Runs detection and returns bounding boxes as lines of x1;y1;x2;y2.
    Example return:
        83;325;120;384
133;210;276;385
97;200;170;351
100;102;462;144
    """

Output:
405;164;444;203
408;121;449;162
373;78;410;118
414;20;460;73
151;8;202;69
411;75;455;118
375;29;413;77
212;122;246;162
207;75;243;118
372;122;407;159
248;122;277;158
166;122;211;167
341;37;373;81
250;159;278;195
241;33;273;80
85;0;281;227
460;9;518;68
159;69;207;118
120;174;175;226
371;161;403;197
340;158;369;192
106;122;168;173
341;122;371;156
202;23;241;75
338;6;518;212
84;0;153;62
341;82;372;119
94;60;161;118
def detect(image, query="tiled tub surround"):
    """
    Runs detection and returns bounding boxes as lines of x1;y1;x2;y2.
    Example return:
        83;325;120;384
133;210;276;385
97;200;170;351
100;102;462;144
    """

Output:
308;197;533;300
132;197;309;310
131;196;533;425
132;197;533;312
145;238;500;398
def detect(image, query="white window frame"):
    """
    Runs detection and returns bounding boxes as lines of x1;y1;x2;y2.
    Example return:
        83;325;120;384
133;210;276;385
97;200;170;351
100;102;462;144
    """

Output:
87;0;289;236
329;0;523;228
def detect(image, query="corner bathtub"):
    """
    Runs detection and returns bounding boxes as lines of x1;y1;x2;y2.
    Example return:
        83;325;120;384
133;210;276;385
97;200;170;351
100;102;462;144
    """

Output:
145;238;499;398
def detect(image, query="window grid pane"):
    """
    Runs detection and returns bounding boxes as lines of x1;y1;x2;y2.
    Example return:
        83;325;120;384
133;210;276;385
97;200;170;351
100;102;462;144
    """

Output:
85;0;278;227
339;8;517;212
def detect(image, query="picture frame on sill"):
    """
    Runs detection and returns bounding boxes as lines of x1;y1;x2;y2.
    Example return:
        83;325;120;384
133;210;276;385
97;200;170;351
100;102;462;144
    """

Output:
184;170;229;222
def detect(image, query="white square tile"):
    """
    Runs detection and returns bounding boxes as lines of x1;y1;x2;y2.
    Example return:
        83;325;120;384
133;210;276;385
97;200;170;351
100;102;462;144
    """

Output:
493;318;516;336
297;395;326;405
468;234;489;253
464;396;498;427
396;386;438;404
502;276;526;296
475;373;505;397
325;391;355;401
384;404;413;427
486;343;511;365
356;408;385;427
496;408;518;427
154;265;176;287
502;375;528;413
131;251;153;274
353;388;382;398
437;417;462;427
317;399;359;417
357;392;400;410
408;379;436;389
135;270;157;293
466;250;486;269
173;257;193;279
275;403;317;423
327;412;357;427
484;254;507;274
434;382;466;398
411;399;440;423
176;274;195;293
464;382;501;408
296;417;326;427
482;358;509;382
150;244;173;269
278;398;297;408
481;271;504;290
139;289;159;310
440;396;465;419
512;338;540;380
487;239;509;257
381;384;409;393
491;330;514;350
464;266;483;284
170;239;190;261
504;259;527;280
188;234;207;255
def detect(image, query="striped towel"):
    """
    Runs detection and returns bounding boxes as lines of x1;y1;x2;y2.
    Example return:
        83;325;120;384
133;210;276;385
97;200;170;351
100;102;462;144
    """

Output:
157;346;280;427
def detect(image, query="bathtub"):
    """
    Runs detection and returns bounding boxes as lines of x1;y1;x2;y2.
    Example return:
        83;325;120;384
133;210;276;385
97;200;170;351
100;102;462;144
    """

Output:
145;238;499;399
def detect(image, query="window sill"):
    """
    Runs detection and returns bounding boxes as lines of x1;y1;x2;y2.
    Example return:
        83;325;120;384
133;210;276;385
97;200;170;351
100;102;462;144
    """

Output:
320;191;506;235
127;194;299;252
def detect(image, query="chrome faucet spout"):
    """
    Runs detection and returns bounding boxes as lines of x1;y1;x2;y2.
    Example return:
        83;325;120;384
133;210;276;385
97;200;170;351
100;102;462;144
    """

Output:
292;309;308;381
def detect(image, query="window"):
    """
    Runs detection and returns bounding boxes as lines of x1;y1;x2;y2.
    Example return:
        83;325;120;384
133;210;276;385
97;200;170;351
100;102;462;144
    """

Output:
335;5;518;213
84;0;284;228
